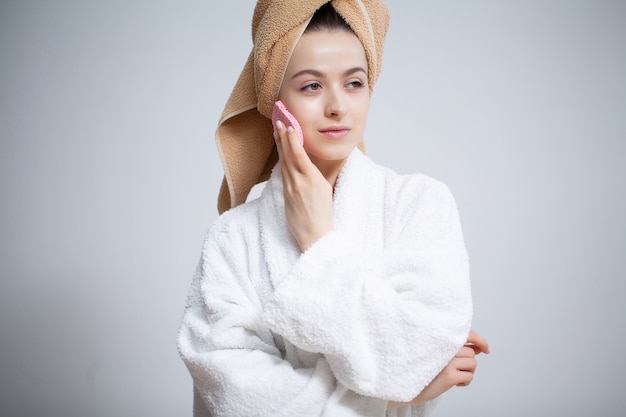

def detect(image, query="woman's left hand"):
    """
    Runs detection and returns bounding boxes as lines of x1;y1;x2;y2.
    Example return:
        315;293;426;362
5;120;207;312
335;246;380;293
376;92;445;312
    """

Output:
274;121;334;252
464;329;490;356
388;330;490;409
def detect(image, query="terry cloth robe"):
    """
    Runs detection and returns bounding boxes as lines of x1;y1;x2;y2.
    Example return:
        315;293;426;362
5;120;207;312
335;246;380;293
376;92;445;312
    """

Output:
178;149;473;417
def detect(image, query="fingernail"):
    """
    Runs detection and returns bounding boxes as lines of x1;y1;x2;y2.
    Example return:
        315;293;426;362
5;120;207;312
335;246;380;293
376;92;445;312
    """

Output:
276;120;283;130
287;126;293;133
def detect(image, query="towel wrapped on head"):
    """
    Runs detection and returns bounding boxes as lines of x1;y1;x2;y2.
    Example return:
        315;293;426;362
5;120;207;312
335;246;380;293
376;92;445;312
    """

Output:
216;0;390;214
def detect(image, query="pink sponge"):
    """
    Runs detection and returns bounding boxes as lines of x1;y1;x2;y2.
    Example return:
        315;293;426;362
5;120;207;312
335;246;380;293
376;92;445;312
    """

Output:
272;100;304;145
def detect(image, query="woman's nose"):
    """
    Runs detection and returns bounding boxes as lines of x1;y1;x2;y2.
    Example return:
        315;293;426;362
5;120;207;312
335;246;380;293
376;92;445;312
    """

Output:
325;90;347;118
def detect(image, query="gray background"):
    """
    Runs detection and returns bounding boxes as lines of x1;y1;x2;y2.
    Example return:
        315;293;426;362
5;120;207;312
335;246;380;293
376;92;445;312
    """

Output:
1;1;624;416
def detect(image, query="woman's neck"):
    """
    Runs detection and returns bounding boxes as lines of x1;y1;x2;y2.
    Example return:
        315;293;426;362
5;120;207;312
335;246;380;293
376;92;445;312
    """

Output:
309;156;347;188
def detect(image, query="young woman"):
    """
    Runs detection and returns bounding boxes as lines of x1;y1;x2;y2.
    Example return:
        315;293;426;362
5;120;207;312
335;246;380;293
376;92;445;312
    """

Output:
178;2;489;416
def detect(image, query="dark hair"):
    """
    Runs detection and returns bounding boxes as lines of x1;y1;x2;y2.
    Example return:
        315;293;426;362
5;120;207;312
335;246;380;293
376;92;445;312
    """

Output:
305;3;353;34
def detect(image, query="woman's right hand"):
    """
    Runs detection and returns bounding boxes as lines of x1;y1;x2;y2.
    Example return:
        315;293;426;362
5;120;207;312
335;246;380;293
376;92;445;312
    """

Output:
388;330;490;409
274;120;334;252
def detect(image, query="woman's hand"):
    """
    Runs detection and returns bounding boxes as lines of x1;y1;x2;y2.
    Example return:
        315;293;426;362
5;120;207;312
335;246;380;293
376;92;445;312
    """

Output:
464;329;490;356
388;330;490;409
274;121;334;252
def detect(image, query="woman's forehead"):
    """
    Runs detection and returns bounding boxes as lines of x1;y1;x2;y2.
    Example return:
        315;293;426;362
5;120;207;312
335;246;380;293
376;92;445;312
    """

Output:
286;30;368;76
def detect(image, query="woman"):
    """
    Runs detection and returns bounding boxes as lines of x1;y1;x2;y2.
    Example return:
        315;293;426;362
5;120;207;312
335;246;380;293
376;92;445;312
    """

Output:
178;2;489;416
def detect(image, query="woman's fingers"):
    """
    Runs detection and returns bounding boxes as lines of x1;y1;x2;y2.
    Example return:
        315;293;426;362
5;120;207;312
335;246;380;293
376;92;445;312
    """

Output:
453;357;477;373
448;357;477;387
275;120;308;172
274;121;289;165
465;330;490;355
455;372;474;387
455;345;477;358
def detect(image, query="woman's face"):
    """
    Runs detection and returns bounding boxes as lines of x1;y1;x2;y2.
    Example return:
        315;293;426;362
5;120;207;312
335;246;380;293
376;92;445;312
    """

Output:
278;29;370;167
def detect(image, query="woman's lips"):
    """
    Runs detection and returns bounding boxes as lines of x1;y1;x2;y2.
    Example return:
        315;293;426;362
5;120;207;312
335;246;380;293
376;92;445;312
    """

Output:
319;127;351;139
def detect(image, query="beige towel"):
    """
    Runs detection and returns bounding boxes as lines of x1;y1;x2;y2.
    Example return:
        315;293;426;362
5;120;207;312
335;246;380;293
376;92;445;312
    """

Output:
216;0;390;214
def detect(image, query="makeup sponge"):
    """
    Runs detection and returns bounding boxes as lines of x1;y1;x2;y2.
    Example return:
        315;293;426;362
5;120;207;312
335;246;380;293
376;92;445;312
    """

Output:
272;100;304;145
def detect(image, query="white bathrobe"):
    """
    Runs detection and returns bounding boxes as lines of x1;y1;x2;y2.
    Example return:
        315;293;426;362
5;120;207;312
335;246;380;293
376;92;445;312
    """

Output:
178;149;473;417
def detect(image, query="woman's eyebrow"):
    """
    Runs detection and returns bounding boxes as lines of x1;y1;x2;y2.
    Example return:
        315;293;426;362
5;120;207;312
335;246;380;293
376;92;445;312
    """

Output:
290;67;367;80
291;69;324;79
344;67;367;77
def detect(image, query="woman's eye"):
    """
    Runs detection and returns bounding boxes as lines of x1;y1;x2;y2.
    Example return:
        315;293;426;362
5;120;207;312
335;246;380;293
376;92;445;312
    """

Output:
302;82;322;92
347;80;364;89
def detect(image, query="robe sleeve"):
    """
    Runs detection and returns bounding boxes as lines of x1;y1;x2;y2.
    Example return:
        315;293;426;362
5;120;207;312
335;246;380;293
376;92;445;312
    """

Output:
262;177;473;402
177;210;389;417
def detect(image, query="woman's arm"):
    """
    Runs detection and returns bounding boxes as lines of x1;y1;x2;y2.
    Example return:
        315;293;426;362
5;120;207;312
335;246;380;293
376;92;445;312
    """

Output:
262;157;474;403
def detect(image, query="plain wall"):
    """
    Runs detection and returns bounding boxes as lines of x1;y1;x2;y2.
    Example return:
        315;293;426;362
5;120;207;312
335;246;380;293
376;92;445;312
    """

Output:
1;1;624;416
